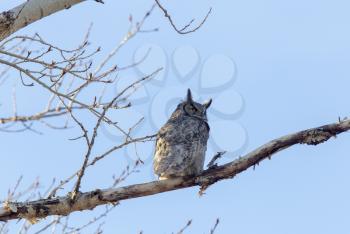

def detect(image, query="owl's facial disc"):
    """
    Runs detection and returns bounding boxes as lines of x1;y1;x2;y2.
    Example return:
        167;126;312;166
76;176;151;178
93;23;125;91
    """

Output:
184;102;207;119
184;103;198;115
183;89;210;120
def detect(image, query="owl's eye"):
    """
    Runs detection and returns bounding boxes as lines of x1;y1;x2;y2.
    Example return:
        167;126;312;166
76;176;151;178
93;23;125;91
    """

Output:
185;104;198;114
190;105;198;112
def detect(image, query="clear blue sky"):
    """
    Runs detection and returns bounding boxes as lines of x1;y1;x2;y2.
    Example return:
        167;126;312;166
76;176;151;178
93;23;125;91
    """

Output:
1;0;350;233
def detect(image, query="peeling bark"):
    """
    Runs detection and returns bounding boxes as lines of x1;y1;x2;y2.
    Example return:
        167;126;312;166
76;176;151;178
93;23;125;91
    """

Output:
0;0;88;41
0;118;349;222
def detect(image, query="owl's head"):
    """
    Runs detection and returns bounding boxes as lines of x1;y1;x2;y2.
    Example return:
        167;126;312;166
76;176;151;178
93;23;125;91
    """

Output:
181;89;212;120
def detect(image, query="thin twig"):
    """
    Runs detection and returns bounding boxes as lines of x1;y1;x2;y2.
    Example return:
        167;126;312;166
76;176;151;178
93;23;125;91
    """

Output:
155;0;212;34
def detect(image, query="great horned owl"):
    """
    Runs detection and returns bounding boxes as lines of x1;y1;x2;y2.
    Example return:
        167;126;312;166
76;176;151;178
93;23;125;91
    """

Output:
153;89;212;180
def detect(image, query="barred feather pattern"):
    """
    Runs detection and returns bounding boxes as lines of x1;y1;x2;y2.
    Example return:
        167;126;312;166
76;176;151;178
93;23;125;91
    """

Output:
153;102;210;180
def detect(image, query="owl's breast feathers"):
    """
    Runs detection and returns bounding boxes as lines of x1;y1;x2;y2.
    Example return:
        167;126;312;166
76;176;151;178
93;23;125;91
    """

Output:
157;116;209;144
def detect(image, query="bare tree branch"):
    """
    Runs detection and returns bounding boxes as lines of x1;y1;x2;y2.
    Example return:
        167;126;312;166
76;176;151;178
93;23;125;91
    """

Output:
0;4;157;135
0;118;349;222
154;0;212;34
176;220;192;234
0;1;219;232
209;218;220;234
0;0;101;41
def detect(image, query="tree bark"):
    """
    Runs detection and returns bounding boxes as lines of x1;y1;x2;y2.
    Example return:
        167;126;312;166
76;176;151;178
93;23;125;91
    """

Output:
0;0;88;41
0;118;349;222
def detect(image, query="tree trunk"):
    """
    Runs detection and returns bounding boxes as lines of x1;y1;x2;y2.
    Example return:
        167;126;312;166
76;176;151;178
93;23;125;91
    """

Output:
0;0;87;41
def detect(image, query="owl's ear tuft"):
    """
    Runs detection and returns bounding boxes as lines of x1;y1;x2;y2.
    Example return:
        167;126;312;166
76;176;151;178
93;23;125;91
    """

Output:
203;99;212;109
186;89;194;104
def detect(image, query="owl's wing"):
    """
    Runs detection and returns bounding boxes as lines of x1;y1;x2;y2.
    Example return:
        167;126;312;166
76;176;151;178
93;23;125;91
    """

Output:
153;118;209;177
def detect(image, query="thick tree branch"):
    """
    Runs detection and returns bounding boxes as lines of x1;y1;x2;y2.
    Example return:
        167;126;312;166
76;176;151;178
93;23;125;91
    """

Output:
0;0;96;41
0;118;349;222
